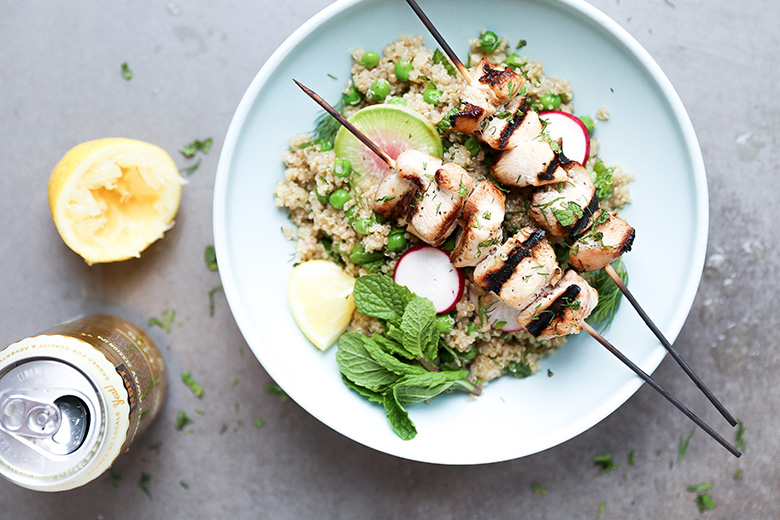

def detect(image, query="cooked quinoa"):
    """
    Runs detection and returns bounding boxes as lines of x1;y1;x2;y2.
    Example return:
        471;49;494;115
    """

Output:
274;35;632;384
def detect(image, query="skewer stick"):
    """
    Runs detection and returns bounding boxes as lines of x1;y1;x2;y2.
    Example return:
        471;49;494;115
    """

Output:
582;322;740;458
604;264;736;427
403;0;474;83
293;79;396;170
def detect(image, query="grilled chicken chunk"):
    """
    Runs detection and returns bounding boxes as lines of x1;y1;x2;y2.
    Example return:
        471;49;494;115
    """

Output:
373;172;419;220
491;135;569;187
569;212;635;272
397;151;473;247
450;180;506;267
516;270;599;339
480;103;541;151
474;58;524;106
529;162;599;237
473;228;562;310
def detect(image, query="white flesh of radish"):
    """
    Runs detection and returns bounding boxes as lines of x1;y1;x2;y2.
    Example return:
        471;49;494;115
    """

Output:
539;111;590;165
393;246;463;314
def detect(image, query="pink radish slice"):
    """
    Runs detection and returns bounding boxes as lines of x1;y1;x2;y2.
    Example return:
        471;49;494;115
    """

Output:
539;110;591;165
393;245;464;314
468;290;522;332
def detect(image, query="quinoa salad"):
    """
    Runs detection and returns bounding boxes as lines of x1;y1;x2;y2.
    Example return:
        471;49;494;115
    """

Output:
275;32;633;436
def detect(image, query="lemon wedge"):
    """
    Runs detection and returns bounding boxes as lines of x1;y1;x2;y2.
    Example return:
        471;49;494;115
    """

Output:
48;138;186;265
287;260;356;350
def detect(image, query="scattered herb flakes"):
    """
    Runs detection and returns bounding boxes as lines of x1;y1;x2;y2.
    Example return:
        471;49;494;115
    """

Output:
180;137;213;158
180;480;190;490
204;245;218;271
266;383;290;402
327;73;338;80
677;426;696;464
695;493;717;513
664;0;676;7
593;453;617;473
547;369;553;377
219;424;228;435
208;285;223;317
253;418;265;428
733;469;743;480
148;442;162;455
139;472;152;498
596;501;606;520
735;420;746;450
106;470;123;489
180;157;202;175
628;449;636;466
532;483;548;495
148;309;176;333
196;408;205;415
687;482;714;493
505;361;533;379
181;370;204;398
516;39;527;50
121;62;133;80
175;411;193;431
232;378;240;387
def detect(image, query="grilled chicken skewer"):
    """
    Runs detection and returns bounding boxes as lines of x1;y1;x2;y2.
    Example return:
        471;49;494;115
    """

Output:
400;0;737;427
295;79;739;456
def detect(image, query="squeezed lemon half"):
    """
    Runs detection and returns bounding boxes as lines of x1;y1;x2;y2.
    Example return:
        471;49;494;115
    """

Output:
48;138;186;265
287;260;356;351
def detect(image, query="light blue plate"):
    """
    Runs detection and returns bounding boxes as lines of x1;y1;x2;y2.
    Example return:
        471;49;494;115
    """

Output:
213;0;708;464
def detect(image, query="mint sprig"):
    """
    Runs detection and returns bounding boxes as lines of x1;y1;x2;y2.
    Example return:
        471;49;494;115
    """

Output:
337;274;477;440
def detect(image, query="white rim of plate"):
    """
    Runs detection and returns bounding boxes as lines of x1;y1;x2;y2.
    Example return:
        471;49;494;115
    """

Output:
213;0;709;463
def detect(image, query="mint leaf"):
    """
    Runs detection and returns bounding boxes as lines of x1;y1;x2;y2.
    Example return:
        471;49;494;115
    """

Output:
393;371;469;406
353;274;413;325
383;391;417;440
336;332;399;392
400;296;438;360
373;332;416;361
363;336;428;377
342;376;385;405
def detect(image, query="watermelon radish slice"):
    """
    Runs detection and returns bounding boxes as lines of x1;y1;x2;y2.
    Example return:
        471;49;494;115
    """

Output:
539;110;590;165
468;290;522;332
334;104;442;190
393;245;463;314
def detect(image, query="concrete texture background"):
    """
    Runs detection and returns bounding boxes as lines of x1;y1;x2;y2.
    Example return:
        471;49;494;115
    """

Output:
0;0;776;517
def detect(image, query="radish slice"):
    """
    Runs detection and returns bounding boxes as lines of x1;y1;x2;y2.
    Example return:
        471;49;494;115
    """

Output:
468;290;522;332
393;245;464;314
539;110;591;165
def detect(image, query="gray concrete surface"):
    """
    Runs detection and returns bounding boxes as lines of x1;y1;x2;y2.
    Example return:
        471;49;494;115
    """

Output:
0;0;776;518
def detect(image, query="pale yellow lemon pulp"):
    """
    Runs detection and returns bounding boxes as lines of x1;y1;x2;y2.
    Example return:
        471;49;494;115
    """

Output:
48;138;185;265
287;260;356;350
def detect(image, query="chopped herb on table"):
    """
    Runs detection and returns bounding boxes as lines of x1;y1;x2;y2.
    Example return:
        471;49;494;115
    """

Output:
175;411;193;431
180;157;202;175
121;62;133;80
266;383;290;402
596;501;606;520
148;309;176;333
628;449;636;466
695;493;717;513
593;453;617;472
139;472;152;498
180;138;213;158
587;259;628;330
253;418;265;428
180;481;190;490
181;370;204;397
106;471;122;489
532;483;548;495
677;426;696;464
204;245;218;270
687;482;714;493
735;420;746;450
208;285;223;317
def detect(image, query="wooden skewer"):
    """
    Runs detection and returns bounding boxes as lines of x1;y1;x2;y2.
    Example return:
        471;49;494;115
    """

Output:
582;322;740;458
403;0;474;83
295;78;739;457
604;264;736;427
293;79;396;169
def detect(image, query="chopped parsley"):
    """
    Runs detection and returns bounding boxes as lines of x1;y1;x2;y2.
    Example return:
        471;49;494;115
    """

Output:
204;245;218;271
180;480;190;490
593;453;617;472
677;426;696;463
180;137;213;159
148;309;176;333
596;501;606;520
687;482;714;493
516;39;527;50
532;483;547;495
121;62;133;80
138;472;152;498
175;411;193;430
628;449;636;466
265;383;290;402
208;285;223;317
253;418;265;428
592;158;615;201
180;157;202;175
181;370;204;397
695;493;717;513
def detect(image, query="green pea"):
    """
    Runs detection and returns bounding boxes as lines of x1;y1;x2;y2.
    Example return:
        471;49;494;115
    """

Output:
423;87;443;105
349;244;384;265
342;85;362;106
479;30;500;53
464;135;481;157
344;205;357;220
436;314;455;334
387;96;407;106
353;217;374;235
505;53;525;69
368;79;390;102
539;92;562;111
394;58;413;81
333;158;352;178
579;115;595;133
328;188;350;209
359;51;380;69
314;185;329;205
386;231;407;253
374;213;388;224
316;139;333;151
